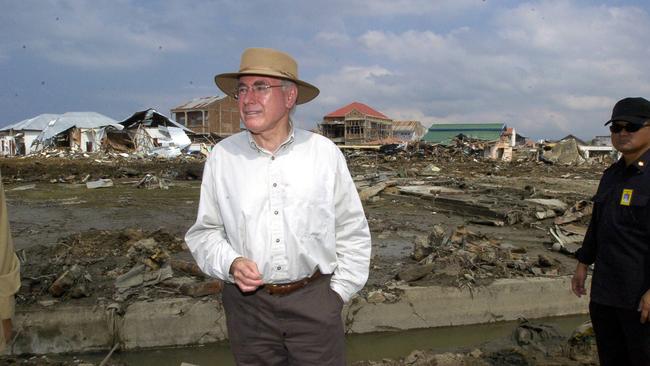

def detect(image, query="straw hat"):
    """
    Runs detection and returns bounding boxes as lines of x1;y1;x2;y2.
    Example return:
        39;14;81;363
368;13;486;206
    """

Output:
214;48;320;105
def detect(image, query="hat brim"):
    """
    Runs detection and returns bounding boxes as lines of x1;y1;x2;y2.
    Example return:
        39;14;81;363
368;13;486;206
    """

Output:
214;71;319;105
604;115;649;125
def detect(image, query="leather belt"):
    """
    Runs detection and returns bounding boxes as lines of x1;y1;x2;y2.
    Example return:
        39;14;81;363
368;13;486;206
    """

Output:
264;271;322;296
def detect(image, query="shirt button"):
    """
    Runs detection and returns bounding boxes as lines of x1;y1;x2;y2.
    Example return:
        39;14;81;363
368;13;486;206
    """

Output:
274;210;279;215
276;266;281;270
271;156;275;160
275;239;280;243
273;183;277;187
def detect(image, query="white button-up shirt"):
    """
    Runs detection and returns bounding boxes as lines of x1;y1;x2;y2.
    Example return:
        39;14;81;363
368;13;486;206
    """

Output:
185;128;371;302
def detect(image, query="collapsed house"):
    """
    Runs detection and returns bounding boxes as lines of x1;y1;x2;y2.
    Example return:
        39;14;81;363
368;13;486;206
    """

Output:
0;114;59;156
31;112;122;153
104;109;194;158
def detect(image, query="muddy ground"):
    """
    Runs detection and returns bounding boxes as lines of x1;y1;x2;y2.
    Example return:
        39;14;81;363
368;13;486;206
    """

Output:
0;145;607;365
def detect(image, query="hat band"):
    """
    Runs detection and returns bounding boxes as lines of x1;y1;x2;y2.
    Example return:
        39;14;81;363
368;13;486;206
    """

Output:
239;66;296;80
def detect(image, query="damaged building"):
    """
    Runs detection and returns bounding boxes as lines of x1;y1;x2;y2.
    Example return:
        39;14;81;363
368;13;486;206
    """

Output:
0;114;59;156
392;120;427;142
320;102;393;145
170;96;241;137
104;109;193;157
31;112;122;153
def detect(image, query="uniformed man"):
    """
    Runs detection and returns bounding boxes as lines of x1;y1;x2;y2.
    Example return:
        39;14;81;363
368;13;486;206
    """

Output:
572;97;650;365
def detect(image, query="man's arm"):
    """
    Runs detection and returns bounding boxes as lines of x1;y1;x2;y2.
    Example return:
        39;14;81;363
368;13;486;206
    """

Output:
571;201;599;297
185;153;242;282
330;149;371;303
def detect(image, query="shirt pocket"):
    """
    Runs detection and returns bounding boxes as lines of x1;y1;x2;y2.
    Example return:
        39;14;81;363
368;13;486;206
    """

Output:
622;193;648;228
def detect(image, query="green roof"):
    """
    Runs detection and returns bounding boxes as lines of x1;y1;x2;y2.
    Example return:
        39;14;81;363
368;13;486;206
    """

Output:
422;123;504;145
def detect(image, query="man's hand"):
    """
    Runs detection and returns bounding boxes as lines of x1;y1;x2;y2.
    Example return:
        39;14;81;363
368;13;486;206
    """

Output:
2;318;12;345
230;257;264;292
571;262;589;297
638;289;650;323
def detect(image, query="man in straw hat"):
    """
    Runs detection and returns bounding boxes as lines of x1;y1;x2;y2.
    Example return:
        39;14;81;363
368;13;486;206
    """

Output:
186;48;371;365
572;97;650;365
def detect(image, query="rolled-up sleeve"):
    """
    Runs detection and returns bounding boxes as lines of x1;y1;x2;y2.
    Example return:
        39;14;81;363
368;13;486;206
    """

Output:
185;152;241;281
329;149;371;303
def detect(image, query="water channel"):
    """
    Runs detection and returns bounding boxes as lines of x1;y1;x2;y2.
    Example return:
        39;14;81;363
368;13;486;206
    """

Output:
68;314;589;365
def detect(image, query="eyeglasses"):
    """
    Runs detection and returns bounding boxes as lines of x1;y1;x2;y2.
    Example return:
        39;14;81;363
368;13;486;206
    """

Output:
609;123;649;133
234;84;283;100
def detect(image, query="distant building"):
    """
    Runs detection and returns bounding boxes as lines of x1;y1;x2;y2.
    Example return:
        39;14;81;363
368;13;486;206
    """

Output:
171;96;241;137
32;112;122;153
105;108;192;156
0;114;59;156
392;120;427;142
422;123;506;145
592;135;612;147
320;102;393;145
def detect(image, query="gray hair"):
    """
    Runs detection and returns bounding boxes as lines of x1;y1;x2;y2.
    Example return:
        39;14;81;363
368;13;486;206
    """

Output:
281;79;298;117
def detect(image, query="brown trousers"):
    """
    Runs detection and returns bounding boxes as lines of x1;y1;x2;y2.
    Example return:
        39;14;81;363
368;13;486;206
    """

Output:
222;274;345;366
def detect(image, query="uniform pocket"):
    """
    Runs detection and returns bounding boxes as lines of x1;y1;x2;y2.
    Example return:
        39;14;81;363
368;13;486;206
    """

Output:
623;193;648;226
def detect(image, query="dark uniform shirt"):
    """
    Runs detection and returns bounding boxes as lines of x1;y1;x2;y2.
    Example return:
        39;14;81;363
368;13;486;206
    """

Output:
576;149;650;310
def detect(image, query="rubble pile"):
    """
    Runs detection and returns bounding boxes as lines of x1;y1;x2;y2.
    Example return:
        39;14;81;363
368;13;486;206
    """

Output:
0;155;204;183
397;224;562;289
17;228;220;306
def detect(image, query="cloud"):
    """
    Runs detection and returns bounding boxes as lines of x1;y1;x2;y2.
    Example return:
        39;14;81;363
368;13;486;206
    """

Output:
307;1;650;139
2;1;190;68
3;0;650;140
314;32;353;47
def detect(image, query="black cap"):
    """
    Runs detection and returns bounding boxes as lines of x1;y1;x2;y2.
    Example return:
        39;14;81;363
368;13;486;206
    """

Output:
605;97;650;125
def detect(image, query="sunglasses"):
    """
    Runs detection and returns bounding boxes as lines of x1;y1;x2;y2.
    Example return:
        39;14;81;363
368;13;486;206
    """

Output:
609;123;649;133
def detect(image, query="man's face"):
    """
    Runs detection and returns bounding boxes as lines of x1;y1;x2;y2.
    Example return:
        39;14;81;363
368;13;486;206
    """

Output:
610;120;650;156
237;75;296;135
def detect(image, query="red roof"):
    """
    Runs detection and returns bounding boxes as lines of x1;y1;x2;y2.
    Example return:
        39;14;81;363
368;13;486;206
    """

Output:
324;102;389;119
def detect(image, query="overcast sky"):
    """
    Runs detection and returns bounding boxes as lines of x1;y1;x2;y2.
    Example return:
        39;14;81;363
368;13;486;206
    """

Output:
1;0;649;140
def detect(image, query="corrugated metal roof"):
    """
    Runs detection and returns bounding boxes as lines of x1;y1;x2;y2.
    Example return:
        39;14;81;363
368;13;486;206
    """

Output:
423;123;505;145
37;112;121;141
119;108;192;133
324;102;389;119
427;123;504;131
1;114;60;131
171;96;225;110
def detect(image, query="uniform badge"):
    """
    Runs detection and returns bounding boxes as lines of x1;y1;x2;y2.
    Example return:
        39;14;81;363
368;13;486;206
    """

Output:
620;189;633;206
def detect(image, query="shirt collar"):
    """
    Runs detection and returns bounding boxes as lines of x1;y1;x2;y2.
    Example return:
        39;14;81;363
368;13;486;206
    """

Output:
618;148;650;173
246;120;296;154
634;148;650;172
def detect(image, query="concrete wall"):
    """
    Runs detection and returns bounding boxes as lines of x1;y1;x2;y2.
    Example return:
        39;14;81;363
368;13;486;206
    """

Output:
9;276;589;355
345;276;588;333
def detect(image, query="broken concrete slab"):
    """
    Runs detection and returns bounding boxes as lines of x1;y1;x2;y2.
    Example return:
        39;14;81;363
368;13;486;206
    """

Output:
86;178;114;189
397;185;465;197
345;276;589;334
524;198;569;213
